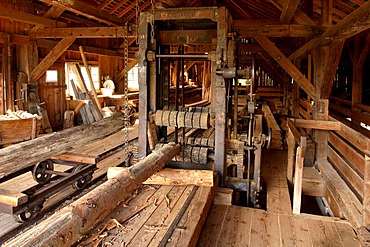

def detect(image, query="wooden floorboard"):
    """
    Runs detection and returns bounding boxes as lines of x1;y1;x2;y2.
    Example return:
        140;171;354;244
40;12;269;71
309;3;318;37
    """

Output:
198;205;360;247
81;181;217;247
261;149;292;214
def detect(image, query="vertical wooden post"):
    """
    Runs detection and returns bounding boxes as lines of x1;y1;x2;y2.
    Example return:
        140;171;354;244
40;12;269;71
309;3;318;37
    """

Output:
292;146;305;215
2;35;12;111
364;153;370;226
214;7;228;185
287;128;296;184
137;12;150;158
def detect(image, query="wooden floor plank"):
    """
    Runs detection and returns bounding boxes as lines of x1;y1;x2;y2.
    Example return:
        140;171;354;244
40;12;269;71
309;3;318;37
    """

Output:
218;206;252;247
100;185;173;246
148;186;195;247
261;149;291;214
127;185;187;246
167;183;216;247
279;214;312;247
335;221;360;246
306;218;344;247
249;209;281;247
196;204;228;246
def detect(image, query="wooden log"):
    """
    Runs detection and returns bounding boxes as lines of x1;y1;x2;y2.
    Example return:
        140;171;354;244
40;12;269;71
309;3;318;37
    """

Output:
4;142;180;247
0;113;126;179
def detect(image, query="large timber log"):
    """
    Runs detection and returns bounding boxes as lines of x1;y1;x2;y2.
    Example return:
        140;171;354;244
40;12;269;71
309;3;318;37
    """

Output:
5;142;180;247
0;113;126;179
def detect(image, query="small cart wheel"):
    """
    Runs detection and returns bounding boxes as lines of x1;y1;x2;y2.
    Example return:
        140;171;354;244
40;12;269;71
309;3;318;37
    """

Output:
12;204;42;223
32;159;54;184
72;165;92;190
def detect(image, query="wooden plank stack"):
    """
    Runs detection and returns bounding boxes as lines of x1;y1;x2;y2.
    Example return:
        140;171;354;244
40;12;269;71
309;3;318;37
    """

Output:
262;102;283;149
68;63;102;124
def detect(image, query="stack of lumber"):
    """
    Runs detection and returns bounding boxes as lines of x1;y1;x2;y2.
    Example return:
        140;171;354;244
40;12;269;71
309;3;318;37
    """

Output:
0;112;126;180
68;63;102;125
262;102;283;149
0;110;42;146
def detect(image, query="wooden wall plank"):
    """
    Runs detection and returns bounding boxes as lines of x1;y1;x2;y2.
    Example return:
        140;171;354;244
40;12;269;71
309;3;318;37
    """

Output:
327;146;364;199
328;132;365;174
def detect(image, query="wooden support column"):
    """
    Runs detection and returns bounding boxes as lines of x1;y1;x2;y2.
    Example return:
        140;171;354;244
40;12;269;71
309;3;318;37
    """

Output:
321;0;333;25
364;153;370;226
137;12;150;158
292;59;301;118
350;34;370;127
214;7;228;185
2;34;12;112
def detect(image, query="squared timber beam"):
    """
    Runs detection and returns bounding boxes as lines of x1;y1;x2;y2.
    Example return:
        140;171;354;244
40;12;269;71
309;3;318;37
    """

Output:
37;0;124;26
30;37;76;82
0;6;66;27
29;27;131;39
280;0;301;24
289;0;370;61
235;24;329;37
253;35;316;99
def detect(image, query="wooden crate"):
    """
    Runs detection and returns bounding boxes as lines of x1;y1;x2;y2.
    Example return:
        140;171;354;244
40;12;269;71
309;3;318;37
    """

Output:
0;118;41;145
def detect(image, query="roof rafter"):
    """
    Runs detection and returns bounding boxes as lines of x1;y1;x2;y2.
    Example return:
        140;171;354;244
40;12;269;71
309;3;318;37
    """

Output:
37;0;124;26
289;0;370;61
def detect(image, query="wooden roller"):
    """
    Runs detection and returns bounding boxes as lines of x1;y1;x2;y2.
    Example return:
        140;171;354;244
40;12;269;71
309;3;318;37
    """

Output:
177;111;186;128
184;111;193;128
192;146;201;163
162;110;171;127
200;112;209;129
155;110;163;126
192;112;202;129
169;111;178;127
154;143;208;164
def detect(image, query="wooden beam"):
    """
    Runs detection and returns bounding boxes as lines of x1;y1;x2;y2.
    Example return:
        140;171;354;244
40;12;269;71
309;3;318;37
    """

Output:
280;0;301;24
289;1;370;61
287;118;307;147
0;6;66;27
291;118;341;130
236;24;329;37
30;37;76;82
36;39;123;57
5;143;180;247
37;0;124;26
321;0;333;24
254;35;316;99
107;168;214;187
268;0;315;24
29;27;133;38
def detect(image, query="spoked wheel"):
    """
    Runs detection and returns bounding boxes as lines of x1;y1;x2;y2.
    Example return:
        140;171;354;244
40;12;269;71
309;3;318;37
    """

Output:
72;165;92;190
13;204;43;223
32;159;54;184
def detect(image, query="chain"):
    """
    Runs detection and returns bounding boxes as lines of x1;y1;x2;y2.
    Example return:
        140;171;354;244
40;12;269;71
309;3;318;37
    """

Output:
123;23;130;156
135;0;139;45
150;0;155;43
